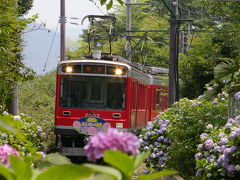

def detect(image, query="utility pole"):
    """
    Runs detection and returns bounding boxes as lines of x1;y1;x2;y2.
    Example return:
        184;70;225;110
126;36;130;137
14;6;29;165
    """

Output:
8;83;18;115
60;0;66;61
126;0;131;61
168;0;180;106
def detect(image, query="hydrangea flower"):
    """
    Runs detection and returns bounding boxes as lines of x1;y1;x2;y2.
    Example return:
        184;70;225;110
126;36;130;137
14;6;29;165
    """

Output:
196;116;240;178
206;124;213;129
84;129;140;162
0;144;20;167
235;92;240;101
220;137;229;145
204;139;214;150
140;119;171;170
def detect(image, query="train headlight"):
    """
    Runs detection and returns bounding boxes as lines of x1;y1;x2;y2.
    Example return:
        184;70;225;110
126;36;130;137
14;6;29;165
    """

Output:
66;66;73;73
115;68;122;75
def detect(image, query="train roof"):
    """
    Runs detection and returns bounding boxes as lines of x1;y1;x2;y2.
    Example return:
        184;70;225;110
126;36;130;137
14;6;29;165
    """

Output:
59;53;168;75
58;54;168;85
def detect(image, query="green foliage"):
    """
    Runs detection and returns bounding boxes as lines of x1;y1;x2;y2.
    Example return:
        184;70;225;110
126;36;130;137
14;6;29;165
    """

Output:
36;164;92;180
201;57;240;100
195;116;240;179
0;0;35;111
0;149;176;180
166;98;228;178
19;72;56;152
179;33;221;99
67;1;169;68
19;72;56;123
17;0;33;15
140;96;228;179
83;150;177;180
0;113;45;159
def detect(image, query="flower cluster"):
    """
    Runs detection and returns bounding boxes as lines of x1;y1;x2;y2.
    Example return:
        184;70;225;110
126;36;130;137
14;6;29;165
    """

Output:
0;144;19;167
139;120;171;170
0;113;46;158
195;116;240;178
235;92;240;101
84;129;140;162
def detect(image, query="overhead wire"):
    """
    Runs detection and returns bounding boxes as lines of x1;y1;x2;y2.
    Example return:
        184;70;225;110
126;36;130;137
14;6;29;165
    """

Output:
43;22;59;72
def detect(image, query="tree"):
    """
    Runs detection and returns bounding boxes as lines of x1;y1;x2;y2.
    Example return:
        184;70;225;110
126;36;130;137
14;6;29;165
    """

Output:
19;72;56;123
67;0;170;67
17;0;34;15
0;0;35;112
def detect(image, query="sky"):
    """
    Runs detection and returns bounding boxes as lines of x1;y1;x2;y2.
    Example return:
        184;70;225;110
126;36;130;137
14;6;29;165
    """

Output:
26;0;108;39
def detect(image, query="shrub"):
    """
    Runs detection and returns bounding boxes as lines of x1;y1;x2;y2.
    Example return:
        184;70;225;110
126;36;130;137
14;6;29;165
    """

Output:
195;116;240;179
140;94;228;179
0;112;45;160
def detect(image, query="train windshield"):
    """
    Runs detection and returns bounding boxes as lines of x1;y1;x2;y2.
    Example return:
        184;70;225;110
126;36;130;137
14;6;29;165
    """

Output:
60;76;126;110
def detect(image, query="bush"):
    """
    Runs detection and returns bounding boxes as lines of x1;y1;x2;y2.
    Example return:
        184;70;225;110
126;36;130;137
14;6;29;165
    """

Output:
18;72;56;152
0;112;46;160
140;95;229;179
195;116;240;179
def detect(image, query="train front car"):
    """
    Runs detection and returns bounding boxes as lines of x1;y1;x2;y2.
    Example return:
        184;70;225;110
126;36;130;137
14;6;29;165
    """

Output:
55;59;131;156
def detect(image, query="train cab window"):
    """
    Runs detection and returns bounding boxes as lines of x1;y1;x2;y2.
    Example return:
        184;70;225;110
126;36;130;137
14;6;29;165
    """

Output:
60;76;126;110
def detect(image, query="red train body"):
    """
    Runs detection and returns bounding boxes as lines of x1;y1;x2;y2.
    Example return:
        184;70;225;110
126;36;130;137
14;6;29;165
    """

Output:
54;55;168;156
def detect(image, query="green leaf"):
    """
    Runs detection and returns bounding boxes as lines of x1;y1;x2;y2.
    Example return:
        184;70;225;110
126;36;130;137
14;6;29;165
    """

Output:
94;173;115;180
135;170;178;180
107;0;113;10
0;116;17;134
36;164;93;180
9;156;32;180
116;0;124;6
83;163;122;180
214;58;238;79
0;164;15;180
104;150;135;177
31;169;42;180
132;152;150;169
100;0;107;5
44;153;71;165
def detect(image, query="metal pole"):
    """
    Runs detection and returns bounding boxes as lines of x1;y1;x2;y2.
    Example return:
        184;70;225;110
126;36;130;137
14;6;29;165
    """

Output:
9;83;18;115
60;0;66;61
126;0;131;61
168;0;179;106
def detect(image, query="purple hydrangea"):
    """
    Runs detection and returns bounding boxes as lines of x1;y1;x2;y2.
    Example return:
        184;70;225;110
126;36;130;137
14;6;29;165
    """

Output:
200;133;208;140
195;169;202;176
229;131;238;140
0;144;20;167
230;146;237;153
235;92;240;101
204;139;214;150
224;123;232;129
212;100;218;105
158;136;164;141
84;129;140;162
220;138;229;145
195;153;202;160
143;169;151;174
219;132;226;138
227;165;235;173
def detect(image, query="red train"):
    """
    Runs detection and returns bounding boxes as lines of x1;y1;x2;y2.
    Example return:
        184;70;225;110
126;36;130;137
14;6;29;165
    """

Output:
54;54;168;156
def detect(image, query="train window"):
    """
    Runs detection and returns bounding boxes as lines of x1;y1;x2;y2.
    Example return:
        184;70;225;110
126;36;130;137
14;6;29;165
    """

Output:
60;76;126;110
106;66;126;75
83;65;105;74
62;65;82;73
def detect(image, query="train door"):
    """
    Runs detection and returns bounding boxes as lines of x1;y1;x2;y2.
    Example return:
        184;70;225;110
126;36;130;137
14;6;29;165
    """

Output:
144;85;149;125
130;81;137;128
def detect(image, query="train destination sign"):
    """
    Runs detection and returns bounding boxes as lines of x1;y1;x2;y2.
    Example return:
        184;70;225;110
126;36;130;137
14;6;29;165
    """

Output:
72;117;111;135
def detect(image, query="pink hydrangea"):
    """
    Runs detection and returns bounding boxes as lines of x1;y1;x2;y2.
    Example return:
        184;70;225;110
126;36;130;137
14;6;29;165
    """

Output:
0;144;20;167
84;129;140;162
